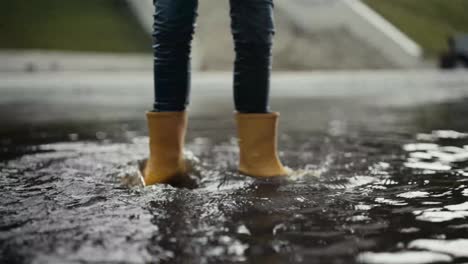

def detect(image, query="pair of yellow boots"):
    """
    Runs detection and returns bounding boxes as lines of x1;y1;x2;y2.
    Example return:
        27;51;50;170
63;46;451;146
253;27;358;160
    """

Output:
143;111;288;186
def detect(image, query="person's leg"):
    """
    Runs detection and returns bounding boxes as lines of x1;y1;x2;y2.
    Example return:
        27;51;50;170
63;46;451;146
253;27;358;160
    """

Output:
152;0;198;112
230;0;274;113
230;0;289;177
144;0;198;186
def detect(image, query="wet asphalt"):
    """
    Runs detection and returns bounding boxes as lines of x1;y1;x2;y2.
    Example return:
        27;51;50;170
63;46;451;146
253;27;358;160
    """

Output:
1;70;468;264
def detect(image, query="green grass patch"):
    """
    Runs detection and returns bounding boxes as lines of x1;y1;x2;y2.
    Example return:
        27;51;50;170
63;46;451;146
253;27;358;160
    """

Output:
0;0;151;53
363;0;468;57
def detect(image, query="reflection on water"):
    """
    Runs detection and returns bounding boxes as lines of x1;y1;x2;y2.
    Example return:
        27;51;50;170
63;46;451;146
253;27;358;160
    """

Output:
408;239;468;258
2;125;468;264
356;129;468;264
357;251;453;264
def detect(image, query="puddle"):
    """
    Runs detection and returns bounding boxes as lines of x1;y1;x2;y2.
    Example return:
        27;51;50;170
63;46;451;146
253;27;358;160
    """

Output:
2;95;468;263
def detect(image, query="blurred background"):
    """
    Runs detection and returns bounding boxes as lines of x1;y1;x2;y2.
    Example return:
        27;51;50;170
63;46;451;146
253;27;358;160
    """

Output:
2;2;468;263
1;0;467;71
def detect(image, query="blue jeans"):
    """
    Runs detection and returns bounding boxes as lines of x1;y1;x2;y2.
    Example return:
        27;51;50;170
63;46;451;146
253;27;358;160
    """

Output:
152;0;275;113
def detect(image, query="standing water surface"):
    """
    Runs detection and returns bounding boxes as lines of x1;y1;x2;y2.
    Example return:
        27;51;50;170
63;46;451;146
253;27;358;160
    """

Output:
1;71;468;263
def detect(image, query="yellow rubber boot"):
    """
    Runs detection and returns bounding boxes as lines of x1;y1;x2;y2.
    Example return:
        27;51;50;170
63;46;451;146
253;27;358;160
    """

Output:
236;112;289;177
143;111;188;186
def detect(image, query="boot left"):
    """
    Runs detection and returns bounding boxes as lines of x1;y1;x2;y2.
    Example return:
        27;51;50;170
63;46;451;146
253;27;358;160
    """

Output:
236;112;289;177
143;111;188;186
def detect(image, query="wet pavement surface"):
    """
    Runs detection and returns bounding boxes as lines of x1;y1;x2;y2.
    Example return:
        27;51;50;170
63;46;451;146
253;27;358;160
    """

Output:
1;71;468;264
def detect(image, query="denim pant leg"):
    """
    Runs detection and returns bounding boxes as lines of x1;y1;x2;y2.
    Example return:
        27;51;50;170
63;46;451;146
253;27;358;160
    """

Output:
152;0;198;112
230;0;275;113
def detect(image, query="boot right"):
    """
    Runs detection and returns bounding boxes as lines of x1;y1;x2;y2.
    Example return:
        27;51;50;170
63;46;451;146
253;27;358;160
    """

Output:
236;112;289;178
143;111;188;186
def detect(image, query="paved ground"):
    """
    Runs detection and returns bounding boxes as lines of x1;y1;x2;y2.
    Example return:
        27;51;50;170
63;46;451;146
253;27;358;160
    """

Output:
1;70;468;264
0;51;151;72
1;70;467;124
